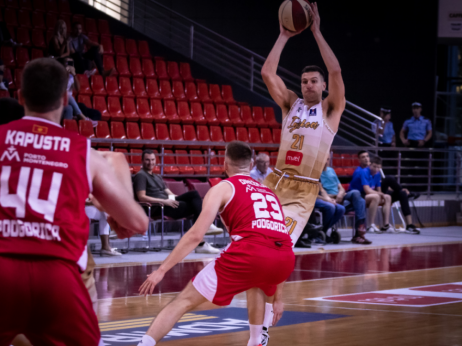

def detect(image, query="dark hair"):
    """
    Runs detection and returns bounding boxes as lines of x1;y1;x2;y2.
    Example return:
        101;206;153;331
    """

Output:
370;156;382;165
225;141;252;166
21;58;68;113
357;150;368;158
0;98;25;125
72;21;82;29
301;65;326;81
142;149;155;160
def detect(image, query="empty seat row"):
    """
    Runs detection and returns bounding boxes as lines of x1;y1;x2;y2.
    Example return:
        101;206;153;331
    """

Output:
332;153;360;167
334;167;356;177
2;27;49;49
1;0;71;14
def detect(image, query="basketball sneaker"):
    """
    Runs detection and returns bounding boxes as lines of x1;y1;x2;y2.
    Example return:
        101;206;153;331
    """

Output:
405;224;420;234
195;242;220;254
101;248;122;256
367;224;382;233
205;224;224;235
380;224;395;233
261;326;269;346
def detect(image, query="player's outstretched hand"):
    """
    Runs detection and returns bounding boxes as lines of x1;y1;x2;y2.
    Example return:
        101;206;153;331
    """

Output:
139;270;165;296
279;22;304;38
272;299;284;326
308;2;321;34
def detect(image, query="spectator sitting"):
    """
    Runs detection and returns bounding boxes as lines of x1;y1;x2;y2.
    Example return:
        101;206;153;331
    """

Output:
250;153;272;183
350;152;393;233
48;20;71;65
85;195;122;256
320;153;371;244
400;102;432;147
62;61;87;122
315;185;345;242
134;150;222;254
69;22;113;77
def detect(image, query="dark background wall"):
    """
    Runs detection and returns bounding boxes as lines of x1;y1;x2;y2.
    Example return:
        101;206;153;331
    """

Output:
151;0;439;144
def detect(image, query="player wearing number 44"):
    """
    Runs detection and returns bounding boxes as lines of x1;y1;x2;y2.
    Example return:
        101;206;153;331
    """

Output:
137;141;295;346
258;2;346;345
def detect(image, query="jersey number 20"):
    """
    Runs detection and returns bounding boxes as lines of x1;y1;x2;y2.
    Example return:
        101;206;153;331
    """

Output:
251;193;283;221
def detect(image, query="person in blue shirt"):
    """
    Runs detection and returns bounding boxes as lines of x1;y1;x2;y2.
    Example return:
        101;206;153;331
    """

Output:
400;102;432;147
350;152;393;233
250;153;273;183
378;107;395;147
320;154;371;244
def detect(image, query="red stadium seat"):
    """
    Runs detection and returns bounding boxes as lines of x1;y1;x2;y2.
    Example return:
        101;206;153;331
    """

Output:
1;47;16;68
260;128;274;149
131;78;147;99
140;123;157;148
85;18;97;34
240;105;256;127
13;69;23;89
18;10;32;28
273;128;281;143
119;76;134;98
116;56;131;77
5;8;18;27
6;26;16;41
190;102;207;125
210;150;224;175
45;12;57;29
334;167;346;176
197;82;213;104
110;121;127;148
159;80;174;100
155;123;172;148
162;150;179;175
142;59;156;79
185;81;199;102
103;55;117;75
177;101;193;124
19;0;33;10
113;36;127;56
183;124;199;149
196;125;211;149
78;120;95;138
252;107;268;127
76;74;92;95
129;149;142;173
98;19;111;36
72;14;85;29
107;96;125;121
15;46;29;67
236;127;249;143
95;121;111;147
209;84;225;104
248;128;262;148
136;98;153;123
155;60;169;80
223;126;236;143
342;183;350;191
32;11;45;29
203;103;220;126
138;41;151;58
30;48;43;60
125;38;139;57
122;97;139;122
209;177;222;186
86;34;98;44
105;76;120;97
217;150;226;166
45;0;58;13
344;168;356;176
216;104;231;126
63;119;78;132
32;0;45;11
90;75;107;96
126;122;143;148
31;28;45;48
164;100;181;123
172;80;186;101
77;94;91;109
221;85;237;105
92;96;110;121
169;124;185;148
100;36;114;55
58;0;71;14
6;0;19;8
332;154;342;167
210;126;224;147
150;99;167;123
175;150;194;175
228;104;243;127
167;61;181;81
180;62;194;82
16;27;31;46
129;58;143;78
264;107;281;129
342;154;353;167
146;78;161;99
190;150;207;174
270;152;277;166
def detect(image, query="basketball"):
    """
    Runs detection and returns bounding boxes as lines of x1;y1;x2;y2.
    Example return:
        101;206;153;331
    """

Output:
279;0;312;32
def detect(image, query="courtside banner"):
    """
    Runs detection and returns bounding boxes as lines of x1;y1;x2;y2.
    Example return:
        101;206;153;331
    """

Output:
99;307;346;345
438;0;462;40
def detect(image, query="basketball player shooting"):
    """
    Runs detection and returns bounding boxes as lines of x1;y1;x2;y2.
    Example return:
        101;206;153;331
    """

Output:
258;2;348;345
136;141;295;346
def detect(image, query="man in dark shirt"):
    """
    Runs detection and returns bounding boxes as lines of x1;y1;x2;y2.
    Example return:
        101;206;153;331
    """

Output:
133;150;223;254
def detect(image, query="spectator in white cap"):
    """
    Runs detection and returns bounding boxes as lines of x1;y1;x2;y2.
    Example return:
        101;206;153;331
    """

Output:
374;106;395;147
400;102;432;147
250;153;273;183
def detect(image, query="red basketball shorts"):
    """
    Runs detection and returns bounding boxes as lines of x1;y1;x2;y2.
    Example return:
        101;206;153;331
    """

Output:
192;241;295;306
0;256;102;346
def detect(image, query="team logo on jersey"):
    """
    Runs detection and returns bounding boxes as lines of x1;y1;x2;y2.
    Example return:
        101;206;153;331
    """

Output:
285;150;303;166
288;116;320;133
309;108;317;116
0;146;20;162
32;124;48;135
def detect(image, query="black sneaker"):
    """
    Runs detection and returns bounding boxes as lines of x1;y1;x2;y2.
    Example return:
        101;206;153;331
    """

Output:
380;224;395;233
405;224;420;234
261;326;269;346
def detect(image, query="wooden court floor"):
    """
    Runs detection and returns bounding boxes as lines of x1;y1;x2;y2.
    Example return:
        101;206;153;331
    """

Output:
93;243;462;346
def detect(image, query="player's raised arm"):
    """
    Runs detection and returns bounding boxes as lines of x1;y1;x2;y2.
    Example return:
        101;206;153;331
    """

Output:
309;2;345;131
261;23;302;115
139;182;233;296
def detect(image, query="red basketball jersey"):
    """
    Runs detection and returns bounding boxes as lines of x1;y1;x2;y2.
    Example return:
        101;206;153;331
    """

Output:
0;117;91;269
220;174;292;247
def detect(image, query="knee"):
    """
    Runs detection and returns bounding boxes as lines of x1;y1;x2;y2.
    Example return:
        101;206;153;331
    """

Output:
383;194;392;204
336;205;346;217
351;190;361;199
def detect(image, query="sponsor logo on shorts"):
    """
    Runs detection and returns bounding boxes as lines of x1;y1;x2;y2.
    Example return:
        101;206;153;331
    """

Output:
285;151;303;166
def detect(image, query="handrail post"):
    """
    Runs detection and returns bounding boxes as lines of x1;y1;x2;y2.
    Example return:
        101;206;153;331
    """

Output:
397;152;401;184
190;25;194;60
250;56;254;91
427;152;432;197
160;146;164;176
207;148;211;176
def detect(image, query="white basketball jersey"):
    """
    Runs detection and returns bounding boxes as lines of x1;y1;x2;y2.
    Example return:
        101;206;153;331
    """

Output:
275;99;336;179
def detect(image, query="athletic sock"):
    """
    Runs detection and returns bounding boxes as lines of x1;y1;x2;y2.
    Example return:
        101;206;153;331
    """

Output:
138;335;156;346
248;324;263;346
263;302;273;329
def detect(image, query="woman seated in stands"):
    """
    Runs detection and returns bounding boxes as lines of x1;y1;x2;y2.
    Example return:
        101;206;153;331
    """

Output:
48;20;71;65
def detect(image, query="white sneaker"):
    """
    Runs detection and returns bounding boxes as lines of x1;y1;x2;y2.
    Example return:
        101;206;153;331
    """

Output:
367;224;381;233
101;248;122;256
380;224;395;233
205;224;224;235
195;242;220;254
0;83;8;91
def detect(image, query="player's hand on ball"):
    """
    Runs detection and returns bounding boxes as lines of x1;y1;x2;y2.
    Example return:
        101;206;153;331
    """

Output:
139;270;165;296
308;2;321;34
272;299;284;326
279;22;304;38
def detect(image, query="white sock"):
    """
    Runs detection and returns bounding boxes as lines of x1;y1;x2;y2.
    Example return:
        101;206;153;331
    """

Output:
248;324;263;346
138;335;156;346
263;302;273;329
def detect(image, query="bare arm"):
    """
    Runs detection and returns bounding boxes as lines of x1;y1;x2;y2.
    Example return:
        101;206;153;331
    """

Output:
136;190;180;208
336;183;346;202
425;130;432;142
318;185;335;203
139;183;233;295
165;188;176;196
400;128;409;146
363;185;380;195
261;24;300;116
309;3;345;132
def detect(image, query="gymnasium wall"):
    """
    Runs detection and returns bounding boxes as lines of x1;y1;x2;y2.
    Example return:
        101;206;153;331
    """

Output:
149;0;439;144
